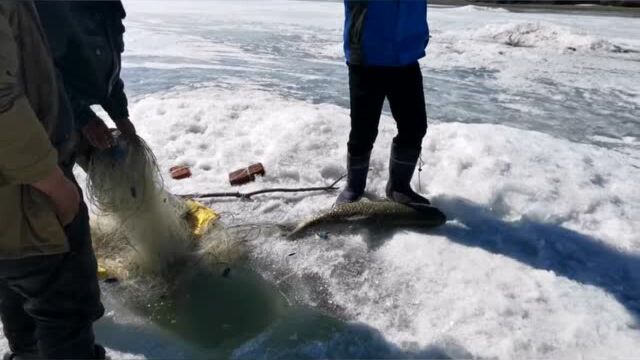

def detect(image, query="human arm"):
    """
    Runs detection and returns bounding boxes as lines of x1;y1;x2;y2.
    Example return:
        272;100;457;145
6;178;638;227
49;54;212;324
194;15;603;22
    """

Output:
0;13;79;225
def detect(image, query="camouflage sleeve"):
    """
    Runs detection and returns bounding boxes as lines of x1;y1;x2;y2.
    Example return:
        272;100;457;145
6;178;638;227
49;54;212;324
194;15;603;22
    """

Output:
0;13;57;185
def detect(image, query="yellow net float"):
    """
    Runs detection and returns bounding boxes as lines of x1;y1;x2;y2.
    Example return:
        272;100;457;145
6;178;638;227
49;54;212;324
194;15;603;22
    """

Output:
96;199;220;280
184;199;220;238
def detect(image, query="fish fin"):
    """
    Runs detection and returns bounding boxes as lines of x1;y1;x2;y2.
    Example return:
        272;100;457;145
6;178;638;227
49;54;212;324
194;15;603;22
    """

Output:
409;204;448;226
277;223;297;234
285;227;306;240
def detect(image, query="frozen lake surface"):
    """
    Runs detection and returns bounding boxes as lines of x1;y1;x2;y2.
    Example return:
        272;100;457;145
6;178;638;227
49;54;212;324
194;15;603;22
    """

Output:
122;1;640;150
2;1;639;359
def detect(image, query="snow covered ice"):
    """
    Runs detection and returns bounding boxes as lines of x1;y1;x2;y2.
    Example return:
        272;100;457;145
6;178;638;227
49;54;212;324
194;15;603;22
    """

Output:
2;1;639;358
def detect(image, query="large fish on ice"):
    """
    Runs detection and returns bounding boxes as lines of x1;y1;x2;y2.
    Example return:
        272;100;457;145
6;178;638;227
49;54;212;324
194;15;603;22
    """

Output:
287;200;447;238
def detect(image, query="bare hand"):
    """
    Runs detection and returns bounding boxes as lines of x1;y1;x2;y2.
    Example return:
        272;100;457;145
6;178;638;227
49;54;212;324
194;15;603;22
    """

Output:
31;167;80;226
115;118;137;140
82;116;113;150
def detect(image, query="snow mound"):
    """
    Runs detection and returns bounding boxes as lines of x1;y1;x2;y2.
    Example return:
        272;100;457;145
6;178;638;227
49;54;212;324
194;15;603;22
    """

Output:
472;22;635;53
455;5;511;13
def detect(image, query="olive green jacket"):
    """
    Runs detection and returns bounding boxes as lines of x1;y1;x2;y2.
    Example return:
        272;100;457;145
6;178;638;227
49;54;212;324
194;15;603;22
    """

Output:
0;1;69;259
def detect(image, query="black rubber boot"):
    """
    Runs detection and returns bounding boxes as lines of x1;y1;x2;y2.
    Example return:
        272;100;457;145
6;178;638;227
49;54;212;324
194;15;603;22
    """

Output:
336;152;371;205
386;144;431;206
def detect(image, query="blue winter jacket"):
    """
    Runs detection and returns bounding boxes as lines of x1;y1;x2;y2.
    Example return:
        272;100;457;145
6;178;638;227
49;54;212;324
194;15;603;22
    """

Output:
343;0;429;67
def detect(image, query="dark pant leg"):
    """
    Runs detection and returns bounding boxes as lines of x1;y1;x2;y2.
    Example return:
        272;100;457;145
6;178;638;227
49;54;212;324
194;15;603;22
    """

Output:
0;201;104;359
0;282;37;355
386;62;428;150
29;202;104;359
347;64;387;156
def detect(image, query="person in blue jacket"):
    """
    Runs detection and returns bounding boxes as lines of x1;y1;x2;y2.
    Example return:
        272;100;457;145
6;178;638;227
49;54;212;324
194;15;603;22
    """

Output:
337;0;431;206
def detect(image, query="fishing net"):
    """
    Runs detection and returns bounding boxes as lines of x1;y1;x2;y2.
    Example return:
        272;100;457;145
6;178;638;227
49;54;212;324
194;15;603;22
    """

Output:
86;132;245;280
86;133;192;276
84;132;292;348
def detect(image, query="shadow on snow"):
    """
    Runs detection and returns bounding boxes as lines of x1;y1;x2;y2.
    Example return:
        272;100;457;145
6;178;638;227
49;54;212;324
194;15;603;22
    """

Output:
367;196;640;327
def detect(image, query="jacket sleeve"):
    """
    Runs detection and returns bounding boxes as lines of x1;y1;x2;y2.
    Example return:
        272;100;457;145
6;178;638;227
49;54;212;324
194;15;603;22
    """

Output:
101;77;129;122
70;95;97;130
101;4;129;124
0;14;57;186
